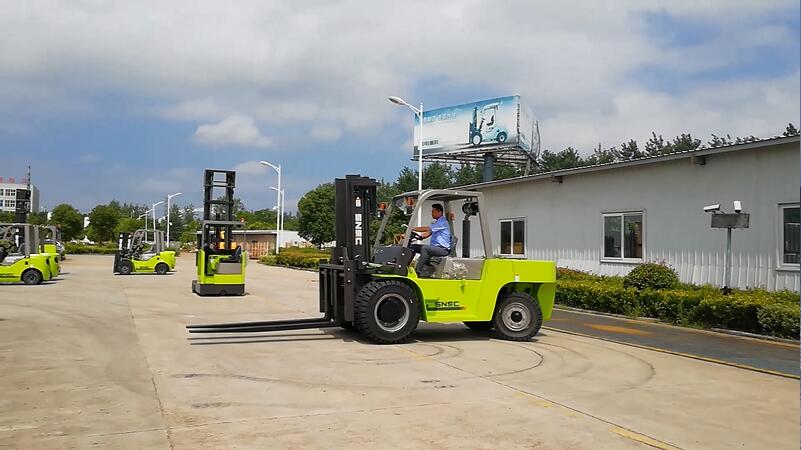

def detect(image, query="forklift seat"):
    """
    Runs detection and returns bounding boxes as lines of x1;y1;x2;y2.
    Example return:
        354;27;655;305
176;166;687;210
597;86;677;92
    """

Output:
226;246;242;263
427;236;458;277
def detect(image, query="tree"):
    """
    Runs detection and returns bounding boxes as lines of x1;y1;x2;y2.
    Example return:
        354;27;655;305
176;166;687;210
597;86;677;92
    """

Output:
27;212;48;225
49;204;84;241
179;219;201;244
539;147;582;171
297;183;336;247
584;143;618;165
452;164;482;186
86;204;121;243
422;162;453;189
708;133;733;148
670;133;701;153
0;211;15;223
783;123;799;137
115;217;143;234
618;139;643;160
644;133;670;156
395;167;418;193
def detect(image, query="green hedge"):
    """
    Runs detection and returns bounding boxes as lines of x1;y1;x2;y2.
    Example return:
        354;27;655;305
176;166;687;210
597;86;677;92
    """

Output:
555;277;799;339
65;243;118;254
259;248;330;269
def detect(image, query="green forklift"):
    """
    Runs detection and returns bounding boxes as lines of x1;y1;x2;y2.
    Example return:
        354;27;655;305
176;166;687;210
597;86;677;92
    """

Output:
192;169;247;296
188;175;556;344
0;223;53;285
113;229;176;275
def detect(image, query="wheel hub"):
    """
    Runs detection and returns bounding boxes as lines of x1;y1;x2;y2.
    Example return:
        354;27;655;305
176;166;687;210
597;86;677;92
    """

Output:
502;302;530;332
374;294;410;333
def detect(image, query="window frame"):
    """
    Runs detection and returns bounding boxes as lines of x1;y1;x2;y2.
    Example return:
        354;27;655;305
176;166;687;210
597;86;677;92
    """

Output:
777;202;800;271
499;217;527;258
600;210;646;264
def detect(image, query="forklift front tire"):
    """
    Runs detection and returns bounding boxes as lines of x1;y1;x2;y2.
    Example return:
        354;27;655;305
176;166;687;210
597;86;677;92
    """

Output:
22;269;43;285
471;133;482;146
355;280;419;344
155;263;169;275
118;260;133;275
492;292;542;341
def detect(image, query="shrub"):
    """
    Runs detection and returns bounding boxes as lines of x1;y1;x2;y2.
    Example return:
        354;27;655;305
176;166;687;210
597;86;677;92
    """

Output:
623;263;679;290
259;247;329;269
555;278;800;339
65;242;118;254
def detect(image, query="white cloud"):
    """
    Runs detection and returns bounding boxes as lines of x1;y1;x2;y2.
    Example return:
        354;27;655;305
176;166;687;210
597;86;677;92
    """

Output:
0;0;796;154
193;115;273;148
310;125;342;142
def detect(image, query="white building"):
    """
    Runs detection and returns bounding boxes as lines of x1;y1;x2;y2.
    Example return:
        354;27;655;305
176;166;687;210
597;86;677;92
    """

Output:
0;176;39;213
457;135;799;291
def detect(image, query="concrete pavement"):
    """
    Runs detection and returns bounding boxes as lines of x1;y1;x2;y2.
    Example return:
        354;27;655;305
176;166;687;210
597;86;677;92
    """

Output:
547;308;799;378
0;254;797;449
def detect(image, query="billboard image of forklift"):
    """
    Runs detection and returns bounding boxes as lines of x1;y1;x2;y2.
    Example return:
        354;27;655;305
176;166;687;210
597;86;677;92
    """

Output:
413;95;540;158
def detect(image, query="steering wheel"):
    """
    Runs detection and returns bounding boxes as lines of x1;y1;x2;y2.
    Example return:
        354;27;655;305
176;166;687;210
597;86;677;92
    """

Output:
408;231;424;242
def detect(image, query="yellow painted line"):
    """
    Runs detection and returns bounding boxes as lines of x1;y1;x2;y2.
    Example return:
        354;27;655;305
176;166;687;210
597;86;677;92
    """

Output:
586;323;651;336
611;426;680;450
544;327;799;380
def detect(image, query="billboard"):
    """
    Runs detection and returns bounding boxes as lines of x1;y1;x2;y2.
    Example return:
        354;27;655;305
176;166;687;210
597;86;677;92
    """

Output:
412;95;540;158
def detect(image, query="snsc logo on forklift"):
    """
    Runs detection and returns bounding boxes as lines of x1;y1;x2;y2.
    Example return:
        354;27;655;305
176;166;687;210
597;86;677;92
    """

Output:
425;299;466;311
354;196;362;245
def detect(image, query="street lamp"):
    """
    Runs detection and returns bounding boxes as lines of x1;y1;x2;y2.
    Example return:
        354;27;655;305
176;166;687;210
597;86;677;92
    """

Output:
388;95;424;226
260;160;282;254
269;186;285;252
140;210;153;238
152;201;164;243
166;192;182;248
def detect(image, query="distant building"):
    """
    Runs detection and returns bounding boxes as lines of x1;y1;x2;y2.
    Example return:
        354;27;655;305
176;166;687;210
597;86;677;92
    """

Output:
457;135;799;292
0;176;40;213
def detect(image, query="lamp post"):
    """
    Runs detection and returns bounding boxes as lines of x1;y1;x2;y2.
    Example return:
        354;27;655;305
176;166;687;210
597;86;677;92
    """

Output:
166;192;182;248
151;201;164;243
140;210;152;238
388;95;424;226
270;187;285;251
260;160;282;254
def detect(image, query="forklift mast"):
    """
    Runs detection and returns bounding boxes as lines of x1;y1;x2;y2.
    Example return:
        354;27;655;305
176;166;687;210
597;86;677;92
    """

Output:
200;169;240;252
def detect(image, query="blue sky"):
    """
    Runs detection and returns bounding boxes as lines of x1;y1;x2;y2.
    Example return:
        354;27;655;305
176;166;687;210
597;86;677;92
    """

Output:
0;1;798;214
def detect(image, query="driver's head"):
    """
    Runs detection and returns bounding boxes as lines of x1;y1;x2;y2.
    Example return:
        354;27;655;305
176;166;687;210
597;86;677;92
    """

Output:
431;203;444;220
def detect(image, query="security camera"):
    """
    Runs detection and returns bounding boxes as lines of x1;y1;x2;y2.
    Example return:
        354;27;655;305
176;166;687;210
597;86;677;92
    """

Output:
733;201;742;213
703;204;721;213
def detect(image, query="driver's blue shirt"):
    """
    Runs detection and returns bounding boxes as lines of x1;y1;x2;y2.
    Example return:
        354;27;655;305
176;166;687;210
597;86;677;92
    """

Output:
430;216;451;249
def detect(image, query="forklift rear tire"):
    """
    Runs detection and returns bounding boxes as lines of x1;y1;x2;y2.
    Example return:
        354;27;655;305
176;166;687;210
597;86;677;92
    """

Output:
118;260;133;275
464;321;494;331
354;280;419;344
22;269;43;285
155;263;169;275
492;292;542;341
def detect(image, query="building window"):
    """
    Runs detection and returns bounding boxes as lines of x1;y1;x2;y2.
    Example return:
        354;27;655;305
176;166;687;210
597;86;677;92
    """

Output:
5;200;15;208
500;218;525;256
781;204;800;265
4;189;14;196
603;212;644;260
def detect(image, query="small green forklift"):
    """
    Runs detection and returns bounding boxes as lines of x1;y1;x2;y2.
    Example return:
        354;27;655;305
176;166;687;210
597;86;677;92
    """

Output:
113;229;176;275
192;169;247;296
0;224;53;285
189;175;556;344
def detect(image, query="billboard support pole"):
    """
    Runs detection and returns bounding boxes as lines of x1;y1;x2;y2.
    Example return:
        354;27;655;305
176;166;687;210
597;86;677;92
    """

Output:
482;153;494;183
417;102;423;226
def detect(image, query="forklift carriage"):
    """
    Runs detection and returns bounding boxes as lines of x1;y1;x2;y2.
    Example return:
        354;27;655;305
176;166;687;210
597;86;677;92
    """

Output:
188;175;556;344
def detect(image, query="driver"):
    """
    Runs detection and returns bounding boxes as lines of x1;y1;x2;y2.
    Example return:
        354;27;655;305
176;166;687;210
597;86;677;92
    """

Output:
410;203;451;276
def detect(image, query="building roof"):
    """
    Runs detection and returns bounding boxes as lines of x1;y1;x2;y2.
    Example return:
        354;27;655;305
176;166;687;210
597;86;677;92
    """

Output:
460;134;799;190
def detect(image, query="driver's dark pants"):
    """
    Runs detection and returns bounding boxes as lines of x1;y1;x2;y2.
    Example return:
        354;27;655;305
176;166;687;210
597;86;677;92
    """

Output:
413;244;449;275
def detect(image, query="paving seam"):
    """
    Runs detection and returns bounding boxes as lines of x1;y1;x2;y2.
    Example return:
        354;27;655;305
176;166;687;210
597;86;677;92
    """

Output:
394;343;684;450
543;326;799;380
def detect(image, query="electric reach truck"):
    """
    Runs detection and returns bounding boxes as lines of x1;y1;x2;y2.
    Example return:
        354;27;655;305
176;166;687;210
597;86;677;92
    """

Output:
192;169;247;296
188;175;556;344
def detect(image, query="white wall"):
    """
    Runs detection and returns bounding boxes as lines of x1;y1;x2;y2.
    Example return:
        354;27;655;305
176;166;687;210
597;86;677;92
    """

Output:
463;142;799;291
